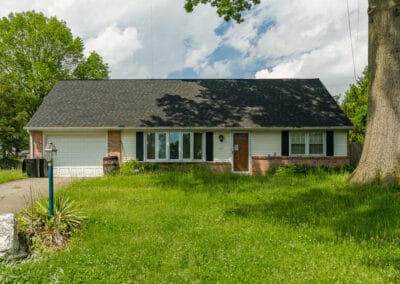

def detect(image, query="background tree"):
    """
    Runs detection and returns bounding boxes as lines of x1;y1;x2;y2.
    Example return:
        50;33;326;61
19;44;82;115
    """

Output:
184;0;260;23
73;51;109;80
341;67;368;144
0;75;28;165
351;1;400;184
0;11;109;160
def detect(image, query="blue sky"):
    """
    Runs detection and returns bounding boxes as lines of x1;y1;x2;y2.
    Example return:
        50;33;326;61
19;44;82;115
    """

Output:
1;0;367;96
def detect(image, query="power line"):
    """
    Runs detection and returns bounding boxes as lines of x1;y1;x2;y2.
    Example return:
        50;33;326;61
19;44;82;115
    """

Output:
346;0;357;82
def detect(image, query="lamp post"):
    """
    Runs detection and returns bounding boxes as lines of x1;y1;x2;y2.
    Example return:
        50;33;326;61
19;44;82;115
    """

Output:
44;141;57;218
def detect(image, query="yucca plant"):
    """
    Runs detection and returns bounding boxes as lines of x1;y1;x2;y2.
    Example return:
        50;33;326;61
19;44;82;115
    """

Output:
18;195;86;251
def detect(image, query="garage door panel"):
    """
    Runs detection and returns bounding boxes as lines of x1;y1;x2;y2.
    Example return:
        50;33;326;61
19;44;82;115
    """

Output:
46;134;107;177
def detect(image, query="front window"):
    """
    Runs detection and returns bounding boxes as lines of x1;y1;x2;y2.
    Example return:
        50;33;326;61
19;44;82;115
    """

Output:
145;132;204;161
290;131;325;156
182;133;191;159
158;133;166;159
146;133;155;159
290;132;306;155
169;132;180;159
309;132;324;155
193;133;203;160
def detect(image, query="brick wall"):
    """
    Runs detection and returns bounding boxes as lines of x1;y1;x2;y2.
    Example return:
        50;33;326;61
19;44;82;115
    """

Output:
252;156;351;175
107;130;121;164
31;131;43;158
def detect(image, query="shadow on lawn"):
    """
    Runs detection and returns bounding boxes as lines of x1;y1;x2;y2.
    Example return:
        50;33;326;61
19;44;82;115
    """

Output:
226;185;400;242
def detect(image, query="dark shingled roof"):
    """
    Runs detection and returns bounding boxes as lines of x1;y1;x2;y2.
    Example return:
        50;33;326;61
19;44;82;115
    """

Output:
26;79;352;129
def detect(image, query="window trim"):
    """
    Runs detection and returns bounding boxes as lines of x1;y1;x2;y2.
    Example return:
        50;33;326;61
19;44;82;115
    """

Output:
289;131;326;156
144;131;205;162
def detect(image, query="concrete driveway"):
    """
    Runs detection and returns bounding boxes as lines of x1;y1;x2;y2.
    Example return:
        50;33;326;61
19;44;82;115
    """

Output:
0;178;76;214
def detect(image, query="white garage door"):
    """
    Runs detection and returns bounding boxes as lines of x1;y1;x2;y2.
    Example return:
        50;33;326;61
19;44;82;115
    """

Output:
46;133;107;177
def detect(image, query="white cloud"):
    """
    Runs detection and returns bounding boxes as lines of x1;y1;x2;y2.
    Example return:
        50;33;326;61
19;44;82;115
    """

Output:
0;0;368;95
85;25;141;65
249;0;368;95
255;36;368;95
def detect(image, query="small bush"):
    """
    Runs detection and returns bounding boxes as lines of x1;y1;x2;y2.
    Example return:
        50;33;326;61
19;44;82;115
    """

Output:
18;196;86;252
120;160;159;175
0;158;21;169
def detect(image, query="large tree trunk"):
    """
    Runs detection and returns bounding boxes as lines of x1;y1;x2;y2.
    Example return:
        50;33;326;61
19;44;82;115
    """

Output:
351;0;400;184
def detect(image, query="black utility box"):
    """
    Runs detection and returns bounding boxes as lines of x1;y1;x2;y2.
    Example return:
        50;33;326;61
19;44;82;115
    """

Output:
22;159;48;178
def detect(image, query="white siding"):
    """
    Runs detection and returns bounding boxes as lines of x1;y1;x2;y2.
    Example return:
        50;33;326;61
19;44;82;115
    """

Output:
45;132;107;177
251;131;281;156
334;130;348;157
121;131;136;162
213;131;232;162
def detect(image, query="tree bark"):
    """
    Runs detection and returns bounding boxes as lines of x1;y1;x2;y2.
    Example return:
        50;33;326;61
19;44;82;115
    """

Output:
351;0;400;184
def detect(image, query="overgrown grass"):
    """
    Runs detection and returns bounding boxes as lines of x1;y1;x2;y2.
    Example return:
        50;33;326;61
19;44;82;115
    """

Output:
0;169;26;184
1;167;400;282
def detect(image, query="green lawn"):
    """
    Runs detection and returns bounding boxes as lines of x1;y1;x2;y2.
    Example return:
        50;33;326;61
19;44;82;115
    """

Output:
0;169;26;184
1;167;400;283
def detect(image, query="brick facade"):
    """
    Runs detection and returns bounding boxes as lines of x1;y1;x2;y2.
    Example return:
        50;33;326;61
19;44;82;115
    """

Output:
107;130;122;164
252;156;351;175
31;131;43;158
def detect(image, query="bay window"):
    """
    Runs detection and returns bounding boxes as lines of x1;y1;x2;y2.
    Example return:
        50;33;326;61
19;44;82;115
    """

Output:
145;132;204;161
290;131;325;156
169;132;180;159
146;133;155;159
158;133;166;159
193;133;203;160
182;133;191;159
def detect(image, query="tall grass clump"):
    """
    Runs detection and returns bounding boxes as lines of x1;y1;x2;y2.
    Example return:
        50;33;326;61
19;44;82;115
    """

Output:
18;196;86;252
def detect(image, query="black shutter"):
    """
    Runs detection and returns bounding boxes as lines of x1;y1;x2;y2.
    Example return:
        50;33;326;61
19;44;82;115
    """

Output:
136;132;144;161
281;131;289;156
206;132;213;161
326;131;334;156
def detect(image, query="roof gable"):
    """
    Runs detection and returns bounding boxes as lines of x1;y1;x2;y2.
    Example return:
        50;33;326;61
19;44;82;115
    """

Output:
26;79;352;129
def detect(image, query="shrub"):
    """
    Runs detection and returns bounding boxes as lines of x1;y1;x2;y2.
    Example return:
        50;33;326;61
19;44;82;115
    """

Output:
0;158;21;169
18;196;86;252
119;160;159;175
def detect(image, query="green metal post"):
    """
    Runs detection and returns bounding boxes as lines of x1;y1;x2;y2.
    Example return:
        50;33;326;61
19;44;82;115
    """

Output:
48;161;54;218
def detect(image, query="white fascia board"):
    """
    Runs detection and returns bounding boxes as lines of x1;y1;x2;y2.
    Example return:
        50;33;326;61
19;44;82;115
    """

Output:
25;126;354;131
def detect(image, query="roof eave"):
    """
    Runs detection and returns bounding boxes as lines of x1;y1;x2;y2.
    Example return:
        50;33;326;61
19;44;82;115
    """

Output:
25;125;354;131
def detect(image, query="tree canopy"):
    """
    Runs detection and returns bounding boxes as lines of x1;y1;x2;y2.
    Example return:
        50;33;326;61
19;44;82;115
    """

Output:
0;11;109;161
184;0;260;23
341;67;368;144
73;51;109;80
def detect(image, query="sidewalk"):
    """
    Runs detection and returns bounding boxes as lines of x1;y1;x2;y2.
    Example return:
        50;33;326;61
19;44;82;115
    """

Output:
0;178;76;214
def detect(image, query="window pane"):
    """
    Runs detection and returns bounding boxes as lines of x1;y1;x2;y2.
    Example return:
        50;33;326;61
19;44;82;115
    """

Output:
291;132;305;155
291;144;306;155
309;132;323;154
309;144;323;154
169;132;179;159
158;133;166;159
183;133;190;159
146;133;155;159
193;133;203;160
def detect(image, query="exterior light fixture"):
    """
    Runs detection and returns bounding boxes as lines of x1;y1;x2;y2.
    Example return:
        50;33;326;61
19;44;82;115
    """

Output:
218;135;224;142
44;141;57;218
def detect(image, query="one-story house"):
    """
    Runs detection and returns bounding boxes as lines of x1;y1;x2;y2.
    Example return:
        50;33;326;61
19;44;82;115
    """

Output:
26;79;353;177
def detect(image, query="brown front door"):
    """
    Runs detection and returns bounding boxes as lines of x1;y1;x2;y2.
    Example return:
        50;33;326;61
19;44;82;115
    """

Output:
233;133;249;171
